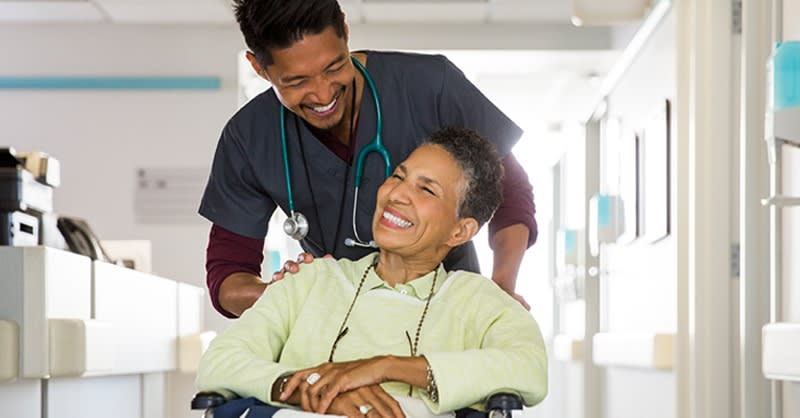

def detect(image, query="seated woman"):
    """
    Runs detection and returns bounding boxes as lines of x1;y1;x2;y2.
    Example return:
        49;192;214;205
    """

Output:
196;128;547;418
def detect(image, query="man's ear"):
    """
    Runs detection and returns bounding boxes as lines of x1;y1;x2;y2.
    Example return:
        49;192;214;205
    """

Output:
245;51;271;82
446;217;479;249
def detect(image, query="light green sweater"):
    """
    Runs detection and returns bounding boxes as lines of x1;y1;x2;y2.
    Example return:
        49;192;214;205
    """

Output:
196;254;547;414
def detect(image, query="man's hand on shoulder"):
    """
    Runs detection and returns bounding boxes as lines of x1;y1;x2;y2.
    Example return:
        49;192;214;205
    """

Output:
507;291;531;310
271;252;334;282
220;251;331;317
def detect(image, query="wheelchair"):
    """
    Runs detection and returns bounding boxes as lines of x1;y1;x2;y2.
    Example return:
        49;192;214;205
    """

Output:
192;391;523;418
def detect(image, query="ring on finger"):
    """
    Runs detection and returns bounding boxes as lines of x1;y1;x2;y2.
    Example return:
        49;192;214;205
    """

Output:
359;404;373;415
306;372;321;385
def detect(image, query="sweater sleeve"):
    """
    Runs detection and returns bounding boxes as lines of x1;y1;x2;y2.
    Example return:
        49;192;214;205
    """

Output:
195;262;320;404
421;280;548;412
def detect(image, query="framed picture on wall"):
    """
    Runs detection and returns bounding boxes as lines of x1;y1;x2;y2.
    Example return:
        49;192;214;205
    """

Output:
638;99;671;243
616;130;639;244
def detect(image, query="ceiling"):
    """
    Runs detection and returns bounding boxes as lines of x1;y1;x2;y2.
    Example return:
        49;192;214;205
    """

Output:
0;0;574;25
0;0;640;145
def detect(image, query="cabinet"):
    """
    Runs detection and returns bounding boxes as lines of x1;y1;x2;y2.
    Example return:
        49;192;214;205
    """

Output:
0;246;205;418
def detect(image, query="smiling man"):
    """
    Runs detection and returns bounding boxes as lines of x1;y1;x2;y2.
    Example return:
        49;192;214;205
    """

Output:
199;0;538;319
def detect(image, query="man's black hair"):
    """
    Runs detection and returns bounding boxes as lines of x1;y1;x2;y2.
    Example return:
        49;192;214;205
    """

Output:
233;0;346;66
425;128;504;226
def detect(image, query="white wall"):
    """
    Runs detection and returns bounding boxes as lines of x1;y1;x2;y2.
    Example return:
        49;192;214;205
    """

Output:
786;0;800;40
597;11;677;418
604;14;676;328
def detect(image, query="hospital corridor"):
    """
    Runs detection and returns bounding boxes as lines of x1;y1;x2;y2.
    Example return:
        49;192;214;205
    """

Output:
1;0;799;417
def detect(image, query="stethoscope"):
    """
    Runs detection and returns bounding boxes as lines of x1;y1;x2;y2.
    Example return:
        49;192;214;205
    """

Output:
281;56;391;250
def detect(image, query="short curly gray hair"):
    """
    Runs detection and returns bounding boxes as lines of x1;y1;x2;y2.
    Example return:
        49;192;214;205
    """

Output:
424;128;504;226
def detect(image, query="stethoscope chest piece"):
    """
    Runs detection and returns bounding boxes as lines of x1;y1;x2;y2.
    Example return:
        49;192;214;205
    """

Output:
283;211;309;240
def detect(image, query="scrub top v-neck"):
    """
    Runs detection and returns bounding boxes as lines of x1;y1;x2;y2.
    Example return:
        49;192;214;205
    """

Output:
284;87;379;256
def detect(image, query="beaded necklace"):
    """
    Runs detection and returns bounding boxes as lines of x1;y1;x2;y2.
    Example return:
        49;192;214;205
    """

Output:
327;257;440;364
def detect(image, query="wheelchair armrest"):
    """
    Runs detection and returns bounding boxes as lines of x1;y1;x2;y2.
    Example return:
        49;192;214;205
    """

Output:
191;391;229;410
487;392;523;412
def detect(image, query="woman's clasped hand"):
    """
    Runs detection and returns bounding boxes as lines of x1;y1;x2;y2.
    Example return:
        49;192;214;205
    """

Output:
280;357;404;417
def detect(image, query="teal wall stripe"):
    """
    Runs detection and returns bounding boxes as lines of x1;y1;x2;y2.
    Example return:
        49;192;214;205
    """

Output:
0;76;221;90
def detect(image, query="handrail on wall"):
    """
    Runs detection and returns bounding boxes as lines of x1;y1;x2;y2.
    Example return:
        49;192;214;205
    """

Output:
761;196;800;207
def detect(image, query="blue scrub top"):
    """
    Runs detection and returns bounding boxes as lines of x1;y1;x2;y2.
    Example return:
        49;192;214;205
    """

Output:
199;51;523;273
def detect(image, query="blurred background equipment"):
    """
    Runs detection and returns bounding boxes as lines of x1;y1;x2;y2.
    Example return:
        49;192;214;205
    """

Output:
0;147;57;247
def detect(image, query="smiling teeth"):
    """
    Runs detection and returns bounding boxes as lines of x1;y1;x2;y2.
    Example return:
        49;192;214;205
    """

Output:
312;98;336;113
383;211;412;228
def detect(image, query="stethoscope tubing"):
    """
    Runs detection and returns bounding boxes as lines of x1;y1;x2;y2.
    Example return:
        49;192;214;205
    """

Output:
279;55;389;249
351;58;391;184
279;105;297;214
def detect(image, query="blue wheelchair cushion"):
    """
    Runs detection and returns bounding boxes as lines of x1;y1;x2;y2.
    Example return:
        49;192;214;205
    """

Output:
210;396;486;418
213;397;282;418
